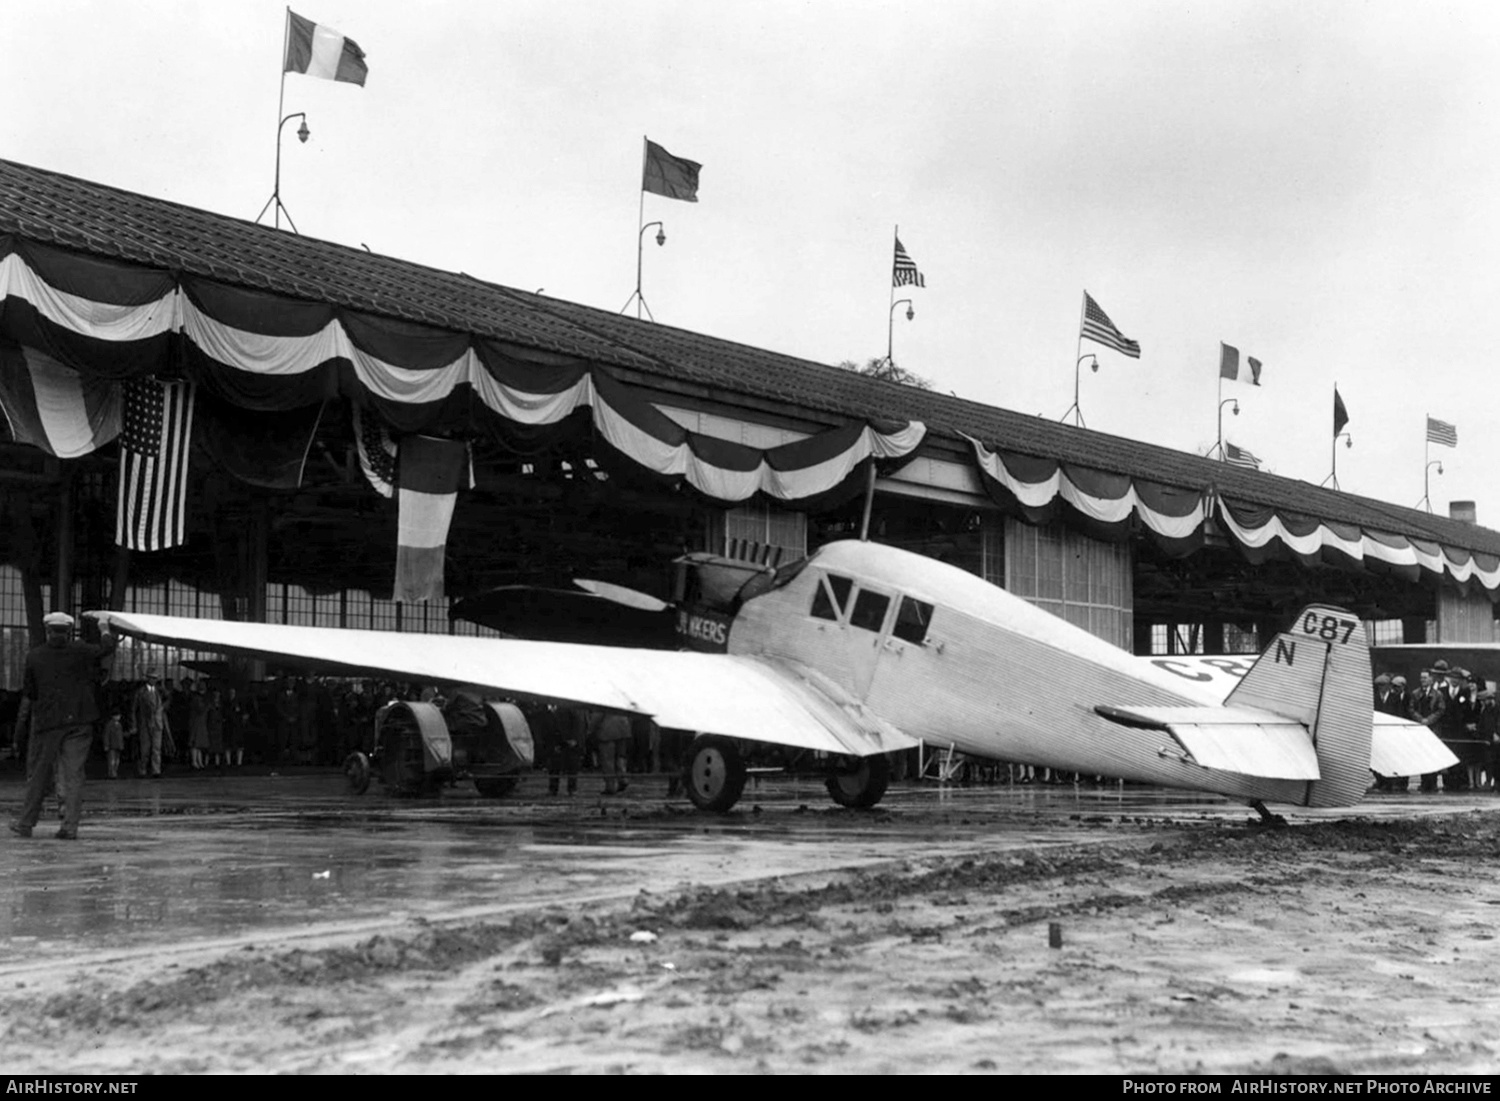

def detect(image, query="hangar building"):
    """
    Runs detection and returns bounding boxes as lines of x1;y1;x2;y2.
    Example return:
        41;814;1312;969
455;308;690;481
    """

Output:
0;158;1496;684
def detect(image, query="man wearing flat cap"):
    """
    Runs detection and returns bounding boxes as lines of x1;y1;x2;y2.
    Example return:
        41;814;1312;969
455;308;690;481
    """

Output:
9;612;116;840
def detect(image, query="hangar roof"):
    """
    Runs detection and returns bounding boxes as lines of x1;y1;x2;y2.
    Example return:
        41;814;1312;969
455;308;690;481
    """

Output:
1;156;1496;582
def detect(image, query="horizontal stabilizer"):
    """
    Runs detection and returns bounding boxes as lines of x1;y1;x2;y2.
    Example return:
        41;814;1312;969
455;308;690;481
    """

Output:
1096;704;1320;780
1371;713;1459;777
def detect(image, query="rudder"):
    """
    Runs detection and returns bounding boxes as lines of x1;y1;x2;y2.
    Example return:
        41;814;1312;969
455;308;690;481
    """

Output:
1225;605;1372;807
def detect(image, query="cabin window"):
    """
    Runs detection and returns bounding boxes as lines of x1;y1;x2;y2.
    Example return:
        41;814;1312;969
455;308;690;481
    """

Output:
849;589;891;633
810;573;853;621
893;596;933;644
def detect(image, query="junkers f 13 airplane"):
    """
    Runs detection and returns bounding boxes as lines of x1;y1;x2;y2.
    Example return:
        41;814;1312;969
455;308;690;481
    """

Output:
92;539;1454;819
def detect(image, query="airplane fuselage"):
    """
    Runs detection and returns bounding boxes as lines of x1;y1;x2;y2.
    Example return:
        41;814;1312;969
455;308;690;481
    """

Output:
728;540;1347;807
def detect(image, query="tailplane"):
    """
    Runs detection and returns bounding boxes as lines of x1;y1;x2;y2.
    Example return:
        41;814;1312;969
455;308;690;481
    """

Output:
1226;605;1372;807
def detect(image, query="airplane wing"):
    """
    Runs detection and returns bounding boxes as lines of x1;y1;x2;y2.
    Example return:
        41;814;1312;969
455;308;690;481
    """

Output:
94;612;915;759
1094;704;1320;780
1129;654;1458;778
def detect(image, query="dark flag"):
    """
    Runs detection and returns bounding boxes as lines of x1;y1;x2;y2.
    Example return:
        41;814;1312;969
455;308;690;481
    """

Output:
1333;389;1349;436
116;377;195;551
1247;356;1263;385
1080;293;1140;358
1219;343;1239;380
893;237;926;288
1426;416;1457;448
642;139;701;202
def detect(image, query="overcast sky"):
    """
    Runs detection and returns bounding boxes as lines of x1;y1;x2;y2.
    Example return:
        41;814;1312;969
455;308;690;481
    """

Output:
5;1;1497;526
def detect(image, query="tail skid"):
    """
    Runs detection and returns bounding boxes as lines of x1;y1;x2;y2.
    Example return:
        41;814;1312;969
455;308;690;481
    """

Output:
1225;605;1373;807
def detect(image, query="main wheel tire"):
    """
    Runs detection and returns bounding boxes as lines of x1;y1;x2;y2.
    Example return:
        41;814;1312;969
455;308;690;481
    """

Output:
474;776;519;798
343;751;372;795
683;736;748;813
826;753;890;809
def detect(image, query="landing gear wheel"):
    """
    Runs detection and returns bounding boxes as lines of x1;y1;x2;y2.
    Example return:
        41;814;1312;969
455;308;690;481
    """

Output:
474;776;519;798
684;736;747;813
343;751;372;795
826;753;890;809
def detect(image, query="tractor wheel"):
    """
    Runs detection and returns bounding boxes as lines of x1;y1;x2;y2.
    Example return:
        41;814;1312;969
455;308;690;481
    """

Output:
342;751;372;795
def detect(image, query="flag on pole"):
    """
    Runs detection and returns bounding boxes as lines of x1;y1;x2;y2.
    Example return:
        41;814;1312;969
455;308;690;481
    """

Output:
116;377;195;551
1333;388;1349;436
1224;441;1262;469
1080;293;1140;357
642;139;701;202
1219;343;1239;380
393;435;471;603
1220;344;1261;384
893;238;926;288
1426;416;1457;448
285;10;368;86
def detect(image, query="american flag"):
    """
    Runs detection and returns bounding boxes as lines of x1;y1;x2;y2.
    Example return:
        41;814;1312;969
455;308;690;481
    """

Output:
1426;416;1457;448
353;404;396;497
892;237;926;288
1224;441;1261;469
1080;292;1141;358
116;377;195;551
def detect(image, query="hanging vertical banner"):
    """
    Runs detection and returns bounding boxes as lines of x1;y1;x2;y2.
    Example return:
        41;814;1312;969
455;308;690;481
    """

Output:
116;377;195;551
393;435;470;603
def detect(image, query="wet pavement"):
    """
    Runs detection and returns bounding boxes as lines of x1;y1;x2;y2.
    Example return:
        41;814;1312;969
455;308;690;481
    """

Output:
3;765;1497;980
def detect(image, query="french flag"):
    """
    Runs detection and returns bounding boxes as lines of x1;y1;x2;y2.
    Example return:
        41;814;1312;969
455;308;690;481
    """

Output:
284;10;368;86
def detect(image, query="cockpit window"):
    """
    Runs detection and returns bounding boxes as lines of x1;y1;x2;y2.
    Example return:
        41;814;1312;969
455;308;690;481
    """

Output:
893;596;933;644
810;573;853;621
850;589;891;632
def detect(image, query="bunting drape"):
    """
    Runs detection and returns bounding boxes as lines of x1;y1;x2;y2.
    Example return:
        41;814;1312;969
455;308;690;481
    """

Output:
0;236;925;506
964;434;1500;599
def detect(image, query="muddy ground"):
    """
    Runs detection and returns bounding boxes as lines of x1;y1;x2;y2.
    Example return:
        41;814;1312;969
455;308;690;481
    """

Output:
4;807;1499;1075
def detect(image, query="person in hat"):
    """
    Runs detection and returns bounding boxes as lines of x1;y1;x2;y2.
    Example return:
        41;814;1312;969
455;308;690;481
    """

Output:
1386;675;1411;791
9;612;117;841
1409;669;1447;793
1373;673;1400;715
133;670;168;778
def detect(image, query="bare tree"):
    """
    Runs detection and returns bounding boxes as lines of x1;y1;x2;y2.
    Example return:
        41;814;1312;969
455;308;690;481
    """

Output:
835;358;933;390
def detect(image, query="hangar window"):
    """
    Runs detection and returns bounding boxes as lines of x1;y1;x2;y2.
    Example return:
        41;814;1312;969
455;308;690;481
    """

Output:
850;589;891;633
811;573;853;621
893;596;933;644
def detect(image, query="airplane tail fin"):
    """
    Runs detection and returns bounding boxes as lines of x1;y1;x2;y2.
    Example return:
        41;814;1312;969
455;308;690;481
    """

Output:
1225;605;1373;807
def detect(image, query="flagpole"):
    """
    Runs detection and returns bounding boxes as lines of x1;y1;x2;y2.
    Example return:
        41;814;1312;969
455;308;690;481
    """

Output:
888;226;898;366
636;137;647;319
1061;291;1087;427
255;10;299;232
277;8;288;228
621;136;657;320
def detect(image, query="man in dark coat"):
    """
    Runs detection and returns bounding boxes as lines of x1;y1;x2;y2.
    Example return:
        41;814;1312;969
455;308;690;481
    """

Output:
9;612;117;840
1409;669;1448;794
